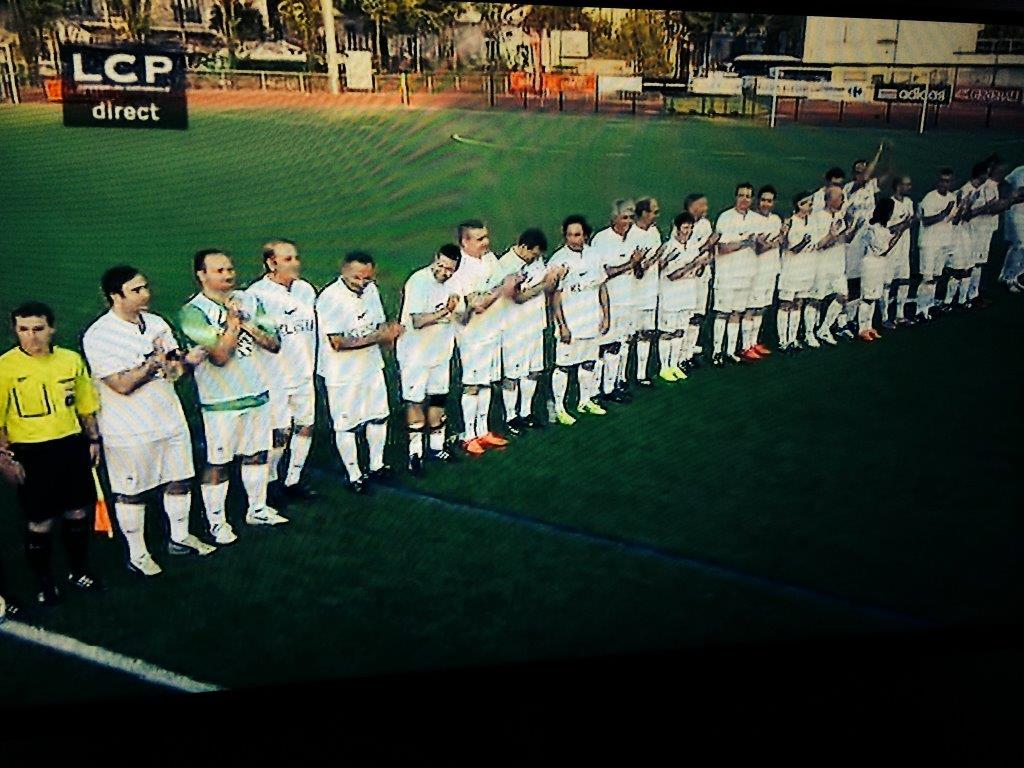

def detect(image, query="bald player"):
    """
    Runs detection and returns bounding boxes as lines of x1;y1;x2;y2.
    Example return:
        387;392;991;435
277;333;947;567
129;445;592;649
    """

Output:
630;197;665;386
806;185;863;346
882;175;916;327
776;191;816;352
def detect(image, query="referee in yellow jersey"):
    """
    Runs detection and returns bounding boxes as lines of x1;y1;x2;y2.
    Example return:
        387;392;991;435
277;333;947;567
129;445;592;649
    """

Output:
0;302;105;607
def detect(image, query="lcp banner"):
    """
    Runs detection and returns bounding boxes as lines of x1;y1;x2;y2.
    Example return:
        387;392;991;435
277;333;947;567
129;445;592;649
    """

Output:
59;43;188;129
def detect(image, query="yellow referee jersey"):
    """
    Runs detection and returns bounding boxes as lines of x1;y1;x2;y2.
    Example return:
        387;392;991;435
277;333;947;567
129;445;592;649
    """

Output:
0;346;100;444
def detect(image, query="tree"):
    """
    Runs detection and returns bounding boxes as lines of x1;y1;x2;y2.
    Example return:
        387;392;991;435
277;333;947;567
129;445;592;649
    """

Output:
107;0;153;42
471;3;524;69
396;0;465;73
277;0;322;70
6;0;64;85
607;9;670;77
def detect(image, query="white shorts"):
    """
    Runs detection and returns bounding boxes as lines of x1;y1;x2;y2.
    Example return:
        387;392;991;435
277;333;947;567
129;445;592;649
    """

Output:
326;371;390;432
202;403;272;465
972;231;993;265
777;252;815;299
104;430;194;496
269;382;315;431
606;302;636;342
658;309;692;333
919;246;952;280
812;252;847;298
501;328;545;380
748;257;780;308
555;336;598;367
713;284;749;314
845;229;870;279
695;270;711;314
633;307;658;333
860;255;888;301
888;252;911;282
458;338;501;386
949;238;976;271
400;360;450;402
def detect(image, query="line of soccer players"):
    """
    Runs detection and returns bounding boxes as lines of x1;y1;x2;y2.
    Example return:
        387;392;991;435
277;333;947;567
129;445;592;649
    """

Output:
2;147;1023;614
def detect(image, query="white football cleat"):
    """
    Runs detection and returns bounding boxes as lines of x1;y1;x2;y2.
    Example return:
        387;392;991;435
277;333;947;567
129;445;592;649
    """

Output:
210;522;238;545
245;507;289;526
168;534;217;557
816;329;837;346
128;553;163;577
804;334;821;349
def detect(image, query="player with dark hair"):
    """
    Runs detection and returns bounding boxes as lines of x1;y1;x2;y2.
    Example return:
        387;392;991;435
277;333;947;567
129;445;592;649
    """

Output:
549;215;610;423
682;193;720;368
711;182;758;365
806;184;863;345
843;142;890;301
858;197;899;341
776;191;815;352
317;252;403;492
246;239;319;505
996;160;1024;291
396;244;462;475
743;184;784;358
0;302;105;606
657;211;711;380
812;167;847;211
180;249;286;543
882;175;916;327
83;266;214;577
916;169;959;320
957;161;1000;308
631;196;665;386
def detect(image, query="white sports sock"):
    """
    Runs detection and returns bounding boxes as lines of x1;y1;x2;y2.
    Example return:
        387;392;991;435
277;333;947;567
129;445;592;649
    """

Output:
740;316;755;349
776;308;790;346
163;492;190;543
822;299;843;332
601;352;618;394
713;315;727;353
474;389;491;438
267;446;284;483
751;313;764;345
200;480;229;528
958;276;972;304
803;304;819;339
428;425;445;452
591;358;604;394
577;365;595;402
502;384;518;424
552;368;569;410
880;285;892;322
460;391;478;441
284;433;312;487
684;324;699;360
943;278;957;304
408;427;424;458
671;336;685;367
726;319;740;354
240;463;269;514
968;267;982;300
366;420;387;471
636;339;651;381
616;346;628;385
658;337;673;369
115;502;148;561
918;282;934;314
896;284;909;319
858;300;872;332
520;377;538;418
334;430;362;482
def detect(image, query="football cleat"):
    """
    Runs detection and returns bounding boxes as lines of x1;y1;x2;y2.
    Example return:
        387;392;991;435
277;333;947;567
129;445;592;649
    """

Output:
522;415;544;429
711;353;726;367
368;465;395;482
128;553;162;577
68;572;106;593
605;390;628;404
896;316;913;326
753;344;772;356
804;334;821;349
740;347;762;361
348;477;368;494
555;409;577;426
670;366;688;380
168;535;216;557
637;378;654;387
211;522;238;545
478;432;509;448
658;367;678;383
428;447;455;462
868;329;882;340
462;438;486;455
0;595;20;622
503;419;523;437
408;453;423;477
816;329;837;346
283;482;318;502
577;399;608;416
881;320;897;330
36;579;62;607
613;385;633;402
915;312;931;323
246;507;289;526
726;353;743;364
836;325;856;341
858;330;875;342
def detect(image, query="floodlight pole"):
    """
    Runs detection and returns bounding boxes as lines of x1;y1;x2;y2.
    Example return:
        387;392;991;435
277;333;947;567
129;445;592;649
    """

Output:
769;66;780;128
321;0;341;94
918;69;931;135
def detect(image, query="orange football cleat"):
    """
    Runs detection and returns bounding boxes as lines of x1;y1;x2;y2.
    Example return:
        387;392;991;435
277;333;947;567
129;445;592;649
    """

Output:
462;438;486;456
857;330;875;342
740;347;762;361
478;432;509;448
868;329;882;340
753;343;772;356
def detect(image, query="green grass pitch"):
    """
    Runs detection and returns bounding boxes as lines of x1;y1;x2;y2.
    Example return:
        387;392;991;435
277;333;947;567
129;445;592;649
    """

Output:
0;102;1022;704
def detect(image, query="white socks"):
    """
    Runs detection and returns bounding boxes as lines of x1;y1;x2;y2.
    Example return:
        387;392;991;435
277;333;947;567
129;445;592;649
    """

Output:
285;433;312;487
473;390;491;438
658;337;673;369
115;502;147;561
163;492;191;543
366;420;387;471
201;480;229;529
579;365;597;402
713;315;727;353
725;319;740;355
267;446;284;483
777;307;790;346
683;324;699;360
519;377;538;418
857;300;872;332
408;426;424;458
636;339;651;381
552;368;569;411
428;425;445;452
803;304;819;339
616;345;629;385
502;384;518;424
334;430;361;482
822;299;844;332
461;391;478;441
896;284;909;319
601;352;619;394
240;463;269;513
968;267;982;300
958;276;972;304
917;282;934;314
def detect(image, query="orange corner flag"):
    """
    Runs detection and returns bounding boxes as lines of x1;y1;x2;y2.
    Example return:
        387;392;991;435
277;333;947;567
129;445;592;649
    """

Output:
91;467;113;539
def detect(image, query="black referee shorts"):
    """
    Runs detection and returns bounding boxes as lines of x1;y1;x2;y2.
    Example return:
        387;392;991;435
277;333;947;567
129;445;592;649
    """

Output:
10;434;96;523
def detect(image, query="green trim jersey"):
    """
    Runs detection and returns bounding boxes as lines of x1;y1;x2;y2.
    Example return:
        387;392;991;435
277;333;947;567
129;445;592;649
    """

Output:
179;291;275;411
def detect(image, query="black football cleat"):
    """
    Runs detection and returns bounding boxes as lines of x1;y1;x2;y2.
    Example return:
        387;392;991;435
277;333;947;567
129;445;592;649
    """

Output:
408;454;423;477
368;465;394;484
283;482;319;502
504;418;524;437
712;353;726;368
68;572;106;594
522;415;544;430
428;448;455;463
348;477;368;495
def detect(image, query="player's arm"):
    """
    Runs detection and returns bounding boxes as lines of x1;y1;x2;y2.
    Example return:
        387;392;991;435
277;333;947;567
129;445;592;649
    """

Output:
550;287;571;343
100;354;165;396
598;283;610;336
412;295;459;329
239;299;281;353
638;243;665;273
515;267;562;303
180;304;239;367
73;359;102;466
919;199;955;226
327;318;402;351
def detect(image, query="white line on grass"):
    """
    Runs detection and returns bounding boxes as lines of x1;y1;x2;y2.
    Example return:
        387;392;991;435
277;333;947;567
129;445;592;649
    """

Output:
0;620;223;694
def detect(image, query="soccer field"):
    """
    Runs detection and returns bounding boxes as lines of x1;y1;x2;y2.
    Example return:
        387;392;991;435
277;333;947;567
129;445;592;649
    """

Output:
0;102;1023;706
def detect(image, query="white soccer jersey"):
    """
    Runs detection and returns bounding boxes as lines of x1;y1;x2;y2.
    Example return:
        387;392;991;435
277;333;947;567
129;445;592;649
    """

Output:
842;178;879;227
863;222;894;258
889;194;915;261
918;189;957;249
960;179;999;240
82;310;190;447
658;237;701;311
714;207;759;283
591;226;636;309
448;249;502;344
493;248;548;335
807;208;848;257
180;291;272;408
549;244;606;340
630;224;662;310
316;278;386;385
245;276;317;391
754;211;783;249
396;266;457;370
785;214;813;252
